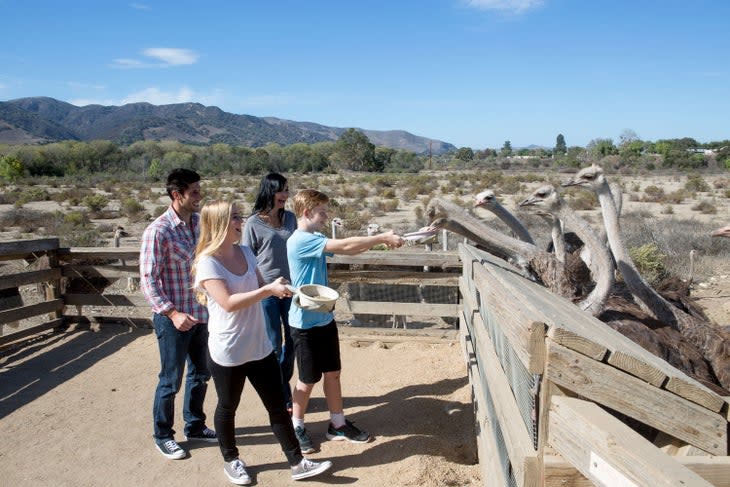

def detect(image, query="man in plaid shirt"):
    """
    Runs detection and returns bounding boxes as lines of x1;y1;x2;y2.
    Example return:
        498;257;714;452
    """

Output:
140;168;217;460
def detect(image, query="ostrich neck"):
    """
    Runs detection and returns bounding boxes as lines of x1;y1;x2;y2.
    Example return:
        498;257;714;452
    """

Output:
488;204;535;244
433;199;538;260
596;182;678;325
550;217;565;263
554;203;614;316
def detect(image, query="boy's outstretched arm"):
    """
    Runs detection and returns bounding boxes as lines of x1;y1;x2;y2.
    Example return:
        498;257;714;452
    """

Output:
325;230;404;255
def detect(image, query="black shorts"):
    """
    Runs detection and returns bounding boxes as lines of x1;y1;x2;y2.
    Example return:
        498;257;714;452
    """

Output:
290;320;341;384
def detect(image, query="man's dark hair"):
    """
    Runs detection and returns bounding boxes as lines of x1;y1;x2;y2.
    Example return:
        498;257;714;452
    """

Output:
166;168;201;199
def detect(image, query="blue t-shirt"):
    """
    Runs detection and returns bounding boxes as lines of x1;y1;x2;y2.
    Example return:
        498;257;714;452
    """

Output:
287;229;334;329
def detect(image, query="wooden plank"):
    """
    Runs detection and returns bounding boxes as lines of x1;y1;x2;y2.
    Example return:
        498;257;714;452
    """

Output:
473;262;545;373
328;250;460;268
466;244;724;413
345;301;458;317
546;341;727;456
543;453;593;487
549;395;713;487
0;318;64;347
63;294;149;307
57;246;140;260
458;276;477;316
0;299;64;324
543;452;730;487
464;323;510;487
547;326;608;361
471;312;540;487
0;238;59;259
0;268;62;290
62;264;140;279
606;350;667;388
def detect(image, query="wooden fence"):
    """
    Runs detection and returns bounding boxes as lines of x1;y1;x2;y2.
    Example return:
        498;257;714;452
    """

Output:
0;238;462;345
459;243;730;487
3;237;729;486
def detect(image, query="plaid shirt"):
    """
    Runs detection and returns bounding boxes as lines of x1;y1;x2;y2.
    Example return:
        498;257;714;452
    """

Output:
140;206;208;322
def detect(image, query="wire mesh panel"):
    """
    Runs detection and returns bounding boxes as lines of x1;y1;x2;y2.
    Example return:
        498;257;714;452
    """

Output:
478;289;540;450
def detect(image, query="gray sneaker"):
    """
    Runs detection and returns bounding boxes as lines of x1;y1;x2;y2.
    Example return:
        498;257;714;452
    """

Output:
291;458;333;480
294;426;316;454
185;426;218;443
224;458;252;485
155;438;187;460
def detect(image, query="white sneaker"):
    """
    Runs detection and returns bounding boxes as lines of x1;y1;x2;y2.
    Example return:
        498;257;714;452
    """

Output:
291;458;333;480
224;458;252;485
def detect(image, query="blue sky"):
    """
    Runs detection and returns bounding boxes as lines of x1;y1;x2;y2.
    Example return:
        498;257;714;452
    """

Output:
2;1;729;149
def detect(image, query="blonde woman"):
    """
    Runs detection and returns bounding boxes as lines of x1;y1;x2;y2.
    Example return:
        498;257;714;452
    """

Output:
192;200;332;485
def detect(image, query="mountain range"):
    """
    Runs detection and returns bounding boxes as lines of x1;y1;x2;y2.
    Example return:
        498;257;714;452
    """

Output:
0;97;455;154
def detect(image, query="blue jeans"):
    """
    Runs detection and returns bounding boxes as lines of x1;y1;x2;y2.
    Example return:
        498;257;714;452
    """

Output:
261;295;294;406
152;313;211;440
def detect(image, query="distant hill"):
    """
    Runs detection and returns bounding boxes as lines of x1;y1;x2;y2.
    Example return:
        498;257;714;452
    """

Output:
0;97;456;154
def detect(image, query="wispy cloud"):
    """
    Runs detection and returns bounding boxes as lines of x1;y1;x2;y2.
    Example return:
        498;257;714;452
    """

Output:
464;0;544;14
129;3;150;10
71;87;225;108
111;48;199;69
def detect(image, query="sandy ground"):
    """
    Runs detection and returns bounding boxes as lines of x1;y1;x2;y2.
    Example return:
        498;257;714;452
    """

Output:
0;326;481;487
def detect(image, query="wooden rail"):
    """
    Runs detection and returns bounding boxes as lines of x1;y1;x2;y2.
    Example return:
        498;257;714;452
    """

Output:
458;242;730;486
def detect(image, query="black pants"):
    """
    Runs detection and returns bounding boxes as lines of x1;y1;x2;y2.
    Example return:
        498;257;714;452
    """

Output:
208;351;302;465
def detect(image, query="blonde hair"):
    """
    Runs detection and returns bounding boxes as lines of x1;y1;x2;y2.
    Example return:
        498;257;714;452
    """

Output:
192;200;236;305
293;189;329;218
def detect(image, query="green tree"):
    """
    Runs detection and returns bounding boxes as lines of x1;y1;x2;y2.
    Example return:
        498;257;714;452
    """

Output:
332;128;378;171
554;134;567;155
0;155;24;181
500;140;512;156
586;138;618;160
454;147;474;162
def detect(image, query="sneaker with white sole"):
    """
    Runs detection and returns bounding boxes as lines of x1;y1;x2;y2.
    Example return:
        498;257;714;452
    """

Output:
155;438;187;460
326;419;371;443
291;458;333;480
294;426;316;454
185;426;218;442
224;458;252;485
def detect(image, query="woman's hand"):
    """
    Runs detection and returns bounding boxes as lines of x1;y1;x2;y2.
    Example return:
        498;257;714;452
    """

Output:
267;276;293;299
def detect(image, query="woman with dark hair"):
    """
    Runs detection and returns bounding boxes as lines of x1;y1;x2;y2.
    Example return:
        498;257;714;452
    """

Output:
242;173;298;414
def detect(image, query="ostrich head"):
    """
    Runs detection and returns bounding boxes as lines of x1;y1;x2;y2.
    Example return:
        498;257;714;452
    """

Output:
366;223;380;236
331;217;343;228
712;224;730;238
518;185;563;212
115;226;130;238
474;189;497;208
562;164;606;190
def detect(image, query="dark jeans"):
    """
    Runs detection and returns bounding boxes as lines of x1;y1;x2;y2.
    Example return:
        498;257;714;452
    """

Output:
152;313;210;440
261;295;295;406
208;351;302;466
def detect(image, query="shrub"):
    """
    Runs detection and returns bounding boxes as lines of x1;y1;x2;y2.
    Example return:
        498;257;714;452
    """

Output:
685;174;710;192
629;243;667;285
691;200;717;214
83;194;109;213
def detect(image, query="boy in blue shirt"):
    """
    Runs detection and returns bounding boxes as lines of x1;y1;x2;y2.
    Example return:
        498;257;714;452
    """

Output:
287;189;404;452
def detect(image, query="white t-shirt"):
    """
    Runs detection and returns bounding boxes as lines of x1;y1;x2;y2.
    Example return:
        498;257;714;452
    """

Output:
194;245;273;367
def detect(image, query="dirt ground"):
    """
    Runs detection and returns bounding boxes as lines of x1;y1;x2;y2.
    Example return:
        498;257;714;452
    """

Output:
0;326;481;487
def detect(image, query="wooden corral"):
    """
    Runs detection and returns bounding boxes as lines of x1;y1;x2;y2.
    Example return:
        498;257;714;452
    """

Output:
459;242;730;487
3;238;730;486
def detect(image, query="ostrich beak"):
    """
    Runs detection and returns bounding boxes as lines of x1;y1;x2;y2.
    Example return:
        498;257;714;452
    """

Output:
518;196;537;207
561;178;582;187
711;225;730;238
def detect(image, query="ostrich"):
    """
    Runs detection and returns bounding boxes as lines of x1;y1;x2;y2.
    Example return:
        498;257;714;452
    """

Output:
518;186;724;391
518;185;613;316
565;164;730;391
712;224;730;238
426;198;578;299
366;223;380;236
474;189;535;244
114;226;138;292
331;217;343;238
